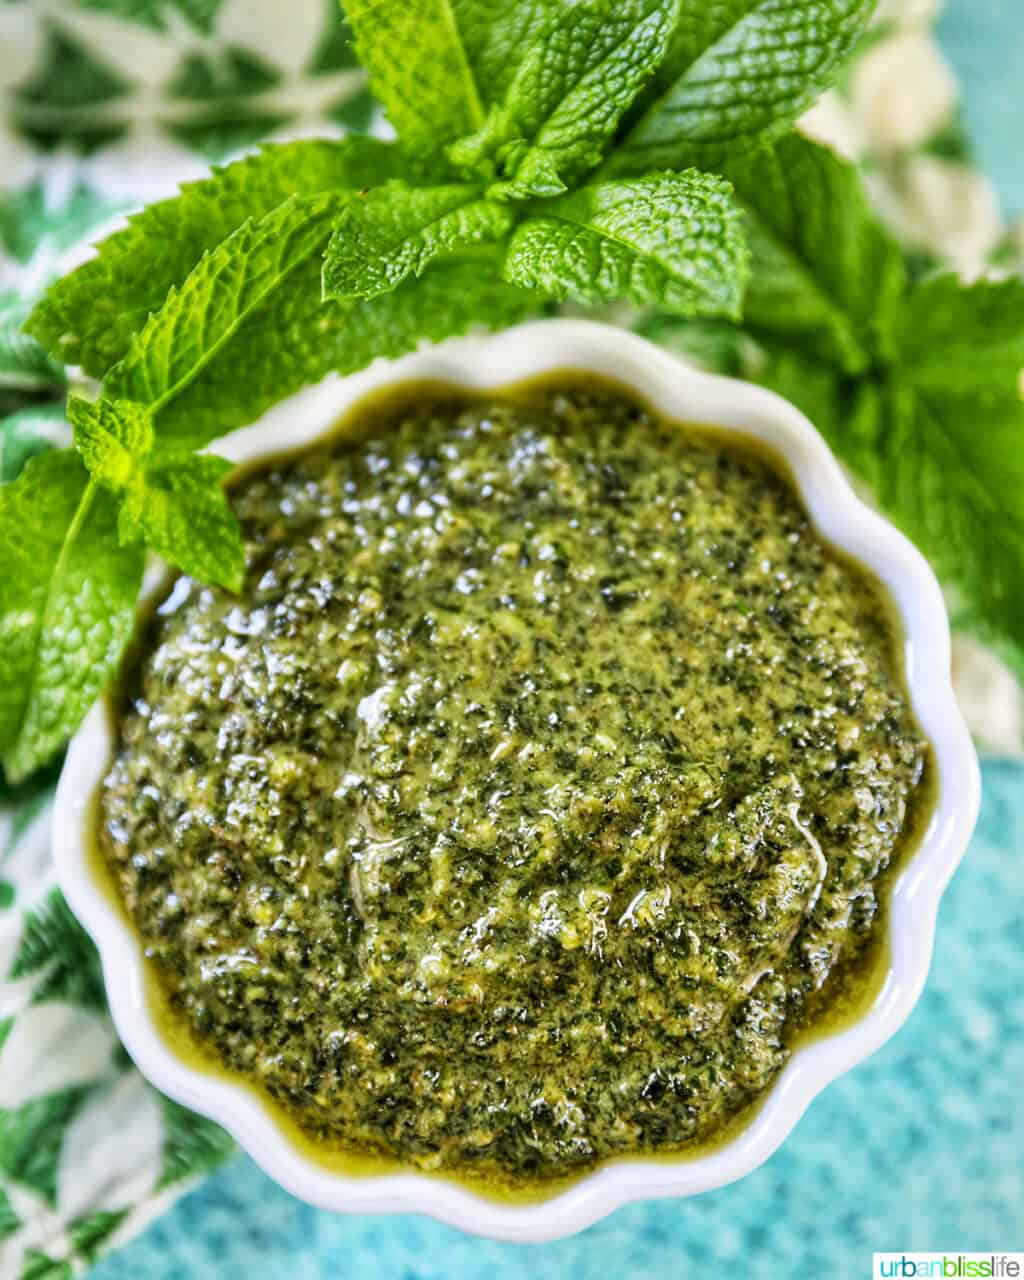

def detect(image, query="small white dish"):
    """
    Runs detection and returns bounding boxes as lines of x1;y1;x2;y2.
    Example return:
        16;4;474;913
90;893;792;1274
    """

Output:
54;318;981;1242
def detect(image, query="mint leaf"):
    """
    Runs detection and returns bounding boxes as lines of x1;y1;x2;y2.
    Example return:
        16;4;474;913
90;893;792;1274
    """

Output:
121;454;244;593
723;133;906;373
897;275;1024;399
105;193;349;411
633;313;745;375
611;0;876;173
503;173;747;317
895;391;1024;663
69;395;243;591
640;135;1024;670
153;250;541;452
26;137;410;378
322;183;514;300
334;249;542;367
744;342;851;432
744;268;1024;673
345;0;486;147
449;0;680;199
760;343;1024;672
890;275;1024;660
68;395;153;489
0;453;144;781
345;1;558;150
461;1;557;104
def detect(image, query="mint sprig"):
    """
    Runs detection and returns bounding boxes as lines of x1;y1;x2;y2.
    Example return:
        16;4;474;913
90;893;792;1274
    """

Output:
152;248;538;454
322;184;515;299
344;0;556;149
722;132;907;372
610;0;877;173
24;137;410;379
504;174;748;315
448;0;681;199
17;0;1004;783
68;397;244;592
104;194;353;409
0;452;144;780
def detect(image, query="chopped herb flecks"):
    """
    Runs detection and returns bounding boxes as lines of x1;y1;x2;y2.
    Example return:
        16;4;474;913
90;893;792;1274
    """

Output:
100;384;927;1185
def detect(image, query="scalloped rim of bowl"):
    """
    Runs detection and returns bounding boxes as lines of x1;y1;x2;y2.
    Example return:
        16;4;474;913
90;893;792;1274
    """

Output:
54;318;980;1242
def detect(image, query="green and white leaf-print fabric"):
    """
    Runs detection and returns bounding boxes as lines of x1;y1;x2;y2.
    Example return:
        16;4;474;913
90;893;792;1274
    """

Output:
0;0;1019;1274
0;776;235;1279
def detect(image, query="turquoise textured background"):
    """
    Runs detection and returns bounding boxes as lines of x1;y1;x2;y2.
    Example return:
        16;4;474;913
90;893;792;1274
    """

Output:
90;5;1024;1274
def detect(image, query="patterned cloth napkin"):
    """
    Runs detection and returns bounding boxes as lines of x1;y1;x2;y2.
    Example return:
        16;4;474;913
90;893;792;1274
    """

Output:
0;2;1020;1276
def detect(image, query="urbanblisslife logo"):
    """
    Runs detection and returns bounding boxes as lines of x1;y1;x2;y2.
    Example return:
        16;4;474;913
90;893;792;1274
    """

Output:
874;1256;1024;1278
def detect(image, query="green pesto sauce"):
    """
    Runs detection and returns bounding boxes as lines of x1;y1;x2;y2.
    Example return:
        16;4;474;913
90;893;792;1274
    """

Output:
99;380;929;1188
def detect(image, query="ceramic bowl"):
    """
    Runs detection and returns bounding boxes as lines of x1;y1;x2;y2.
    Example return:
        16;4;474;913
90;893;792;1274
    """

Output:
54;318;981;1242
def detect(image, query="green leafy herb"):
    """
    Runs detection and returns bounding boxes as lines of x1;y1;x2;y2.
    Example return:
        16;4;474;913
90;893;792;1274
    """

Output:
69;396;154;487
104;193;351;409
610;0;878;173
504;174;748;315
119;454;244;594
758;334;1024;674
0;452;144;781
896;273;1024;398
0;403;68;484
343;1;561;151
24;0;1015;780
155;250;540;452
721;131;907;371
344;0;488;146
449;0;680;198
68;396;243;591
322;183;514;299
0;294;65;401
25;136;412;378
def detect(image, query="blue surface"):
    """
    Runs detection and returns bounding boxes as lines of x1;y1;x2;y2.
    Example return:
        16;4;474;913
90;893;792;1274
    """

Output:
92;758;1024;1278
90;10;1024;1276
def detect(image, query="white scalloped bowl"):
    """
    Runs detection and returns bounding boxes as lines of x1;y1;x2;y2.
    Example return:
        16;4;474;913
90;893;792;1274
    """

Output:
54;319;980;1242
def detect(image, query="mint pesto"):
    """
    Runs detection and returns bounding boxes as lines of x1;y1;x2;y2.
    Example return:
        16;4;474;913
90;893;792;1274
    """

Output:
99;382;927;1184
